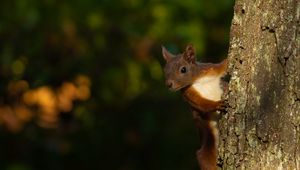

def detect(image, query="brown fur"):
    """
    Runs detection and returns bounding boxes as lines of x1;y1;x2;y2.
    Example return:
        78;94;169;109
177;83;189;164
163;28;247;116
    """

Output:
192;110;217;170
183;86;223;116
162;45;227;170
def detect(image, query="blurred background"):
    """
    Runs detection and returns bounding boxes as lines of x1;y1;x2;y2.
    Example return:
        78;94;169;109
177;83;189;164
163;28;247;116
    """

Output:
0;0;233;170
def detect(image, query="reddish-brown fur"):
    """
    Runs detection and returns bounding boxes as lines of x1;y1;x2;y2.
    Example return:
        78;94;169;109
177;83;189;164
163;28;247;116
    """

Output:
162;45;227;170
183;87;223;116
192;110;217;170
182;59;227;116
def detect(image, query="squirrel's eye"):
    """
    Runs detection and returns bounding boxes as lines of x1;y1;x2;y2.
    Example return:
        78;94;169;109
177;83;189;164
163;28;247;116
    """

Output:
180;66;187;73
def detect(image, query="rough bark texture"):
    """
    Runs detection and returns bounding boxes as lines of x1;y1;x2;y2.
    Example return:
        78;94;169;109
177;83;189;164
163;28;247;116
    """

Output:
219;0;300;169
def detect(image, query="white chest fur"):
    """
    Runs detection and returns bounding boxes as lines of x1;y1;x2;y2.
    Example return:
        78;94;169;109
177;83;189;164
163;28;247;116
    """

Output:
191;75;223;101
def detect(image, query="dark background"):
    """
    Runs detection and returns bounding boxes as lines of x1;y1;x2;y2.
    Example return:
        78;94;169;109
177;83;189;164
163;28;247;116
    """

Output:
0;0;234;170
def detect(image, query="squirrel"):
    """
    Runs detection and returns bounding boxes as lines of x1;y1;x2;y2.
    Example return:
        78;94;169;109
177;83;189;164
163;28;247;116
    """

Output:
161;44;228;170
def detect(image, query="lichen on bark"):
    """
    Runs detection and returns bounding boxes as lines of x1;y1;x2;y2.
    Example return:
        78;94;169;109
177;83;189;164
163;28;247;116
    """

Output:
218;0;300;169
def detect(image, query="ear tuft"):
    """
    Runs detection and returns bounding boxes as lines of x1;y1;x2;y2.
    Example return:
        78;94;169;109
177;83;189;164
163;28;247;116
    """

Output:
183;44;196;63
162;46;174;62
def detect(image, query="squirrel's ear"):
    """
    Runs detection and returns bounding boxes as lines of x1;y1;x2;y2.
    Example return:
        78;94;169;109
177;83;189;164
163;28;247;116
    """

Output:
184;44;196;63
162;46;174;62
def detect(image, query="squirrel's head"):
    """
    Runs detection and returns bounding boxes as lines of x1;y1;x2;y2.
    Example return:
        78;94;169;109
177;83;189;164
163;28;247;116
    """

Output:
162;44;197;91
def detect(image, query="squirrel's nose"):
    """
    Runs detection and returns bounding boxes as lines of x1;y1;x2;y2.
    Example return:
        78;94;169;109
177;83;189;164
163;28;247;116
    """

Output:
166;80;173;88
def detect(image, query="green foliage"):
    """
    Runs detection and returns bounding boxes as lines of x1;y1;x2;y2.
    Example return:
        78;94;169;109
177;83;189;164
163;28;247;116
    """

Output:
0;0;233;169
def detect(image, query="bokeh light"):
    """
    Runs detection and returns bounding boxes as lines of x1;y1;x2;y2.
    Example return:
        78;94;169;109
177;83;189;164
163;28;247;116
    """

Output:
0;0;233;169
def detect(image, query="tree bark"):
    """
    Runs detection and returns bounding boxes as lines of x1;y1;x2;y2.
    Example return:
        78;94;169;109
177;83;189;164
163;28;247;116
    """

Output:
219;0;300;169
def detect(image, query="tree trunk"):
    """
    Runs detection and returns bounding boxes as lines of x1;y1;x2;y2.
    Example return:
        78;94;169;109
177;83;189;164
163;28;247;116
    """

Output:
218;0;300;169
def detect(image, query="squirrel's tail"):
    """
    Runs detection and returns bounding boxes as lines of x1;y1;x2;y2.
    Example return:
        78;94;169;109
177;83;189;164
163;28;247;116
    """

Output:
193;111;218;170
